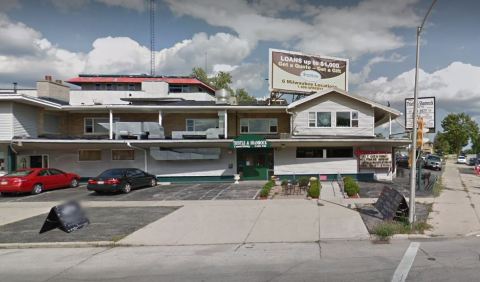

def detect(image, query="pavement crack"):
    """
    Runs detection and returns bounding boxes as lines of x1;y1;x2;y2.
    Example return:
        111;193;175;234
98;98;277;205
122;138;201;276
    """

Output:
42;247;113;282
243;205;266;243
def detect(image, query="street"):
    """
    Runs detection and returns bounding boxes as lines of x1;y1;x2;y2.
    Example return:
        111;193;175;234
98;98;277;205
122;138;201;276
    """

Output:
1;237;480;282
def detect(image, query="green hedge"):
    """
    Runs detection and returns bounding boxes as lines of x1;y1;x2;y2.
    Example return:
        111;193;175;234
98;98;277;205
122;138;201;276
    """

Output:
343;176;360;197
308;179;321;198
259;180;275;198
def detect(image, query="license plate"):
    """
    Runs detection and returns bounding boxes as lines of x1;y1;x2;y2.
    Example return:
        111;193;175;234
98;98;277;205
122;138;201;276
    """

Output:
0;181;7;185
97;181;104;185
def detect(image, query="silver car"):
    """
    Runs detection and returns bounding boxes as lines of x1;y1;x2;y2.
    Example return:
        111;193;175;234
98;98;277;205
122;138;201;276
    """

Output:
425;155;442;171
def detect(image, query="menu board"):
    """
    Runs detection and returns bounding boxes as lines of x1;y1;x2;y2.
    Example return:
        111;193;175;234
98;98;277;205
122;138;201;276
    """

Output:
359;154;391;168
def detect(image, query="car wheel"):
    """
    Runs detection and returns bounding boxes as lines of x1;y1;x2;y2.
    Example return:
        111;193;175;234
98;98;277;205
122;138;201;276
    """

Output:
70;178;79;188
122;183;132;194
31;184;43;195
150;178;157;187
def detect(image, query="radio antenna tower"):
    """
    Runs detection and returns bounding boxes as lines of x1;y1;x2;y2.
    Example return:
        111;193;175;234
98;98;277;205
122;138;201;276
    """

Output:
149;0;156;76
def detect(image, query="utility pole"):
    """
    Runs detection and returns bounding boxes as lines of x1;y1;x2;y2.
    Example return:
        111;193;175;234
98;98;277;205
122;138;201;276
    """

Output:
409;0;438;224
149;0;156;76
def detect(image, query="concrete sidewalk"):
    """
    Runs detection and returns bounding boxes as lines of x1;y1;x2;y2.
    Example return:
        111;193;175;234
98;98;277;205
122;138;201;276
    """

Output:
119;199;369;246
426;161;480;237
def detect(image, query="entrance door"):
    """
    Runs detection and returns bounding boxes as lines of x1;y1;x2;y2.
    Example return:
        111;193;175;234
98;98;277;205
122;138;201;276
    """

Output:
30;156;43;168
237;148;273;180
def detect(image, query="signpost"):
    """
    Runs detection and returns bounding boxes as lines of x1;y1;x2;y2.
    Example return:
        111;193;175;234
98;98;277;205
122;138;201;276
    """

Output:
269;49;349;94
405;97;436;132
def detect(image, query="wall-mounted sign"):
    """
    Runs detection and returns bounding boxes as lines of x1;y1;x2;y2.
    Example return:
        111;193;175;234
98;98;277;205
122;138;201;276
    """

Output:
231;135;270;149
269;49;348;94
405;97;436;132
359;153;392;168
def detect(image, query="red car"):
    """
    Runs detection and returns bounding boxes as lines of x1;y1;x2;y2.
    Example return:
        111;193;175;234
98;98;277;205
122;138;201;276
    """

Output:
0;168;80;195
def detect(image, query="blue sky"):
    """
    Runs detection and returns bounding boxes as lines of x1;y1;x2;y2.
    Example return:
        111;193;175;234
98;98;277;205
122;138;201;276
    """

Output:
1;0;480;131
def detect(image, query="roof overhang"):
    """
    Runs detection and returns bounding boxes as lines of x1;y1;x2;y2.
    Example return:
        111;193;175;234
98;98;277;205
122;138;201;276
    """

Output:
0;94;62;109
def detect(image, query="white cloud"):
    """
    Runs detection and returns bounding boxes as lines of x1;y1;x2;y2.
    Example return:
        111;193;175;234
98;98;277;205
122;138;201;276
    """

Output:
356;62;480;121
349;53;406;85
165;0;420;58
230;63;267;92
49;0;146;12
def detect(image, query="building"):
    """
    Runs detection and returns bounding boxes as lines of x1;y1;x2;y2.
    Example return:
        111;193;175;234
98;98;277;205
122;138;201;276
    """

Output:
0;75;409;181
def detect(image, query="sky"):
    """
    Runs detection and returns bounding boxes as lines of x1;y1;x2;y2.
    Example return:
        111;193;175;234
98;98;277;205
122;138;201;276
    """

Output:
1;0;480;135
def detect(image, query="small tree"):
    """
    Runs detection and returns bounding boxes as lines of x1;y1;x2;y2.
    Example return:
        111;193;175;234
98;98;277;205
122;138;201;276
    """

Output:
308;179;321;198
343;176;360;197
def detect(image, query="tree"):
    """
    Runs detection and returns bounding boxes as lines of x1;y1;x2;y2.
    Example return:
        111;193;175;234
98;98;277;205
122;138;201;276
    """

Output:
191;67;256;101
441;113;479;155
433;131;450;154
235;88;256;103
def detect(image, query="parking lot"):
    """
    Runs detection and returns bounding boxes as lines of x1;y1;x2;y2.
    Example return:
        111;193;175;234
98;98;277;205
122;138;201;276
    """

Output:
0;182;263;202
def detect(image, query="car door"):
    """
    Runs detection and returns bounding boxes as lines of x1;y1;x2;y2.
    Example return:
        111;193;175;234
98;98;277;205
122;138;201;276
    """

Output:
134;169;151;187
125;169;140;188
37;169;55;190
48;169;69;188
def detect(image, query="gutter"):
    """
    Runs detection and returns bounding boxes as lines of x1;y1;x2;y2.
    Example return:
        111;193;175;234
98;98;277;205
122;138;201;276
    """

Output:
126;142;148;172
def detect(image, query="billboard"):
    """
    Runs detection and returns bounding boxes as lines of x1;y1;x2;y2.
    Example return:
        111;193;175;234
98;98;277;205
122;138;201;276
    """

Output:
269;49;348;94
405;97;436;132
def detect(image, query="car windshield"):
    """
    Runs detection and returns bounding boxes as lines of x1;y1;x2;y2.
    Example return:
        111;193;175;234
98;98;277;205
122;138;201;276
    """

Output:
459;156;465;159
5;170;34;176
429;156;441;162
98;169;125;178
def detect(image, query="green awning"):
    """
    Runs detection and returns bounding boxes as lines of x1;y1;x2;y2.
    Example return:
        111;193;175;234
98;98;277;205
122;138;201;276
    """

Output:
231;135;271;149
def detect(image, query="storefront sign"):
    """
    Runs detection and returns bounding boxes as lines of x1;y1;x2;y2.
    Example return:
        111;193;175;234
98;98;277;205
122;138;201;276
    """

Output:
359;153;391;168
231;135;270;149
405;97;436;132
269;49;349;94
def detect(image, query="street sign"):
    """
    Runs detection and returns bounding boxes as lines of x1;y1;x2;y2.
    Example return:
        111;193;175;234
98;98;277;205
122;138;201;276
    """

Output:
405;97;436;132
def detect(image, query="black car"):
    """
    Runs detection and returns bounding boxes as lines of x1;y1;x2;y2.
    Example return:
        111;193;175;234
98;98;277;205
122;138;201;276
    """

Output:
87;168;157;194
468;157;477;166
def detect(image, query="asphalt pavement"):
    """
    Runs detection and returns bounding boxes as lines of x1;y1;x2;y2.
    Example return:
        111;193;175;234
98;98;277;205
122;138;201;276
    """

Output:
0;182;262;202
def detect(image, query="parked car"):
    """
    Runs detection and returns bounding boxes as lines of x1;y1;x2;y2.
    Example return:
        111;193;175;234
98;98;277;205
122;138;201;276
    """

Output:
0;168;80;195
468;157;477;166
457;155;467;164
425;155;442;171
396;155;409;168
87;168;157;194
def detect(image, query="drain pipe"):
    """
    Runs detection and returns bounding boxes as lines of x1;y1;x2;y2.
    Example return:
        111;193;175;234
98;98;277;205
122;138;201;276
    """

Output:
126;142;148;172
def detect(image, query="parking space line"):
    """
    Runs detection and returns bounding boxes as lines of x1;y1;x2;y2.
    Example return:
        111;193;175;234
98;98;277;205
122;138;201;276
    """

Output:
212;185;231;200
252;189;261;199
199;187;221;200
162;185;197;201
391;242;420;282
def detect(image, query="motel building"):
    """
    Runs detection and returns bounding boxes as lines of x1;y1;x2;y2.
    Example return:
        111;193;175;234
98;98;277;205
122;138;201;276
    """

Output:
0;75;409;182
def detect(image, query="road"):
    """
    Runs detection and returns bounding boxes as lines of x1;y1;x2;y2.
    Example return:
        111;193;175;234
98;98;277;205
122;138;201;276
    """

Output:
1;237;480;282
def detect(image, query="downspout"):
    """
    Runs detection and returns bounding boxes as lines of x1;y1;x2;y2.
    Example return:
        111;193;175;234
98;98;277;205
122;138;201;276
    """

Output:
126;142;148;172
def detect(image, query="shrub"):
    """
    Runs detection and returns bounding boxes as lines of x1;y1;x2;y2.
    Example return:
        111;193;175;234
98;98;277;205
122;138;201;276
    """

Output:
308;179;321;198
298;177;309;187
281;179;288;186
259;180;275;198
343;176;360;197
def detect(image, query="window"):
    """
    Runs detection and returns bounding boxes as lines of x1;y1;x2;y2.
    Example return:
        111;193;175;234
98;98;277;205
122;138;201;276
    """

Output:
79;150;102;161
316;112;331;127
296;147;324;158
112;149;135;161
106;84;113;90
48;169;65;175
308;112;316;127
240;119;278;134
185;119;218;131
326;147;353;158
38;169;50;176
84;117;119;134
352;111;359;127
128;84;136;91
95;84;101;90
336;112;351;127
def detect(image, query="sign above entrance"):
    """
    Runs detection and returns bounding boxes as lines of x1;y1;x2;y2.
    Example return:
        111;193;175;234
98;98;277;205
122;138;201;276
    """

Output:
359;153;392;169
231;135;271;149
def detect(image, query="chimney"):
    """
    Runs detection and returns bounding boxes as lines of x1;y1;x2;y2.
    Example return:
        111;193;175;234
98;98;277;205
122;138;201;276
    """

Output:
45;75;52;81
55;79;62;84
13;82;17;93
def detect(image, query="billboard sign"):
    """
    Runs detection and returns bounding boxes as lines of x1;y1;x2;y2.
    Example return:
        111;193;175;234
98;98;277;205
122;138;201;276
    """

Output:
405;97;436;132
269;49;348;94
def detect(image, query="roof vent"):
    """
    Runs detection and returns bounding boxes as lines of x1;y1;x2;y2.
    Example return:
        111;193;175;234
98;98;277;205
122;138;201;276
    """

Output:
215;89;229;104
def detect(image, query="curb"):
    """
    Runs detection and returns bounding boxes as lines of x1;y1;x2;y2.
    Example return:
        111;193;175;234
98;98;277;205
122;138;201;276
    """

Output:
0;241;115;249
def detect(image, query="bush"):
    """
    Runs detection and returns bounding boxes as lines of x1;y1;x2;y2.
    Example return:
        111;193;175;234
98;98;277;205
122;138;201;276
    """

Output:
281;179;288;186
343;176;360;197
298;177;309;187
308;179;321;198
259;180;275;198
